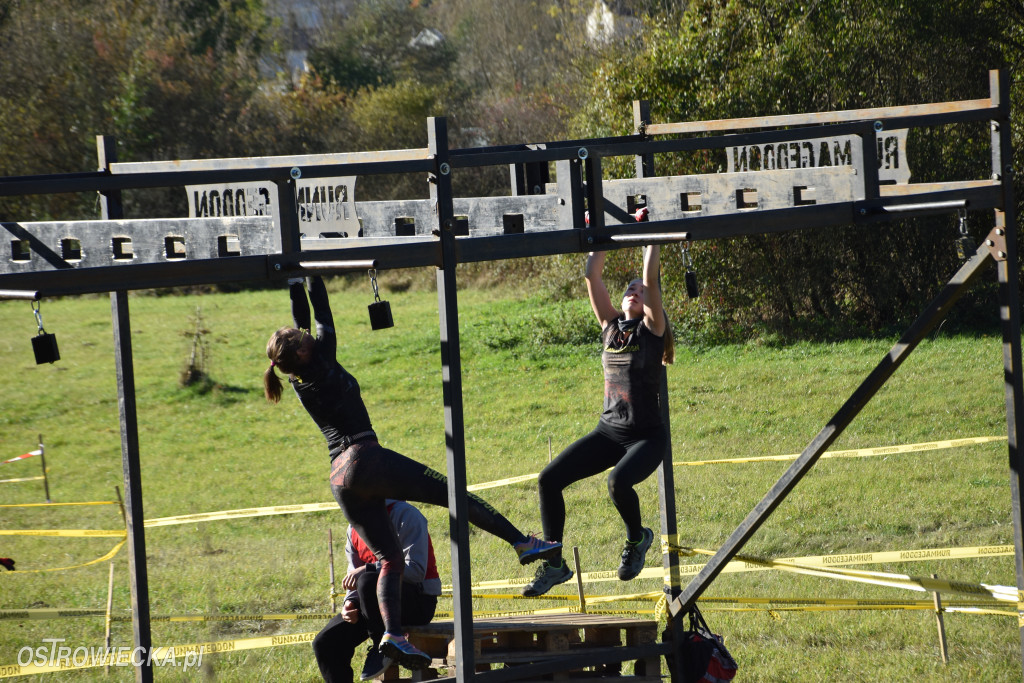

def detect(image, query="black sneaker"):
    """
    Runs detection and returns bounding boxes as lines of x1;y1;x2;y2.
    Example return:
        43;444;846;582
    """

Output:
522;561;574;597
617;527;654;580
360;647;393;681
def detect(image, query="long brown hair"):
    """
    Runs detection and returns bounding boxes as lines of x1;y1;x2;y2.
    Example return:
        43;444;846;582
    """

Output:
625;278;675;365
264;327;308;403
661;312;675;366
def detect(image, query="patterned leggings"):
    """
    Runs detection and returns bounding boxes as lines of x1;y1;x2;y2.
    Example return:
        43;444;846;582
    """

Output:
329;441;522;635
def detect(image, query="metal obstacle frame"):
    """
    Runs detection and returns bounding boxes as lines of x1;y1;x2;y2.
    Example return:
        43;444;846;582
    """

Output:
0;69;1019;682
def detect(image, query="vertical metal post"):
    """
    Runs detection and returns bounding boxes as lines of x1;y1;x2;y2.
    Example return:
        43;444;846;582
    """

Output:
98;136;151;682
111;289;152;683
583;154;605;230
859;121;881;203
989;68;1024;667
274;176;302;255
635;99;683;683
428;116;475;682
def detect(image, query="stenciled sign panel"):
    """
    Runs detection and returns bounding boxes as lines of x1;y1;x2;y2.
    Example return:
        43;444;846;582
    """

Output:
186;178;360;235
726;130;909;184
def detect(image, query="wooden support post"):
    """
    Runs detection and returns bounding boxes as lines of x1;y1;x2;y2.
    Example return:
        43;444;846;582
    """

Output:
37;434;50;502
114;486;126;526
930;574;949;664
328;529;337;613
105;561;115;674
572;547;586;614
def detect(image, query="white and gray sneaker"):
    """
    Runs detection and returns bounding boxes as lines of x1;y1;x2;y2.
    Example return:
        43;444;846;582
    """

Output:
522;561;574;597
617;527;654;580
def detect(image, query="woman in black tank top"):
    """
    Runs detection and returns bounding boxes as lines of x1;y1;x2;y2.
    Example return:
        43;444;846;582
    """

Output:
523;240;676;598
262;277;561;674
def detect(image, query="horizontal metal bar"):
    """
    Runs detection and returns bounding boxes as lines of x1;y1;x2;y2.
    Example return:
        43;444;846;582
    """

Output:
0;289;39;300
876;200;968;213
295;259;377;271
608;232;691;243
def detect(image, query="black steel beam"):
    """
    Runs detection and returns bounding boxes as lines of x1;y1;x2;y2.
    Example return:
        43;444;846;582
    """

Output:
988;69;1024;665
430;117;477;683
111;290;152;683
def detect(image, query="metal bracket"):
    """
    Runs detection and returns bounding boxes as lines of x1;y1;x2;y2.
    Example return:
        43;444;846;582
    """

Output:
984;225;1008;261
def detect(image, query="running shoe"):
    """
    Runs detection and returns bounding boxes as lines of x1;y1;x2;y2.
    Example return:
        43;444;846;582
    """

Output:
359;647;393;680
521;561;574;597
617;527;654;580
514;534;562;565
379;633;431;671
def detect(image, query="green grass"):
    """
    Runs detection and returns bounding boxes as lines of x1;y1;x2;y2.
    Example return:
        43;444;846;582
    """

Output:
0;280;1018;681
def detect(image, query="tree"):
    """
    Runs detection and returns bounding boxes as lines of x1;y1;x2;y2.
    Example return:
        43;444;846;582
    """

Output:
0;0;276;220
568;0;1017;340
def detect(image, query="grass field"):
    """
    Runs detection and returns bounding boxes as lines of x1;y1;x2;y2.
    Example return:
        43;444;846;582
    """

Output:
0;278;1020;681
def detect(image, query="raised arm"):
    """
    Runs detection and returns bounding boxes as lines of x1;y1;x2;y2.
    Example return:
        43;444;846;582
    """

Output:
642;245;666;336
585;251;620;329
289;278;311;331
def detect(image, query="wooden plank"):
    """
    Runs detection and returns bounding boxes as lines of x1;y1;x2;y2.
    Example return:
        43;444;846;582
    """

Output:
645;98;994;135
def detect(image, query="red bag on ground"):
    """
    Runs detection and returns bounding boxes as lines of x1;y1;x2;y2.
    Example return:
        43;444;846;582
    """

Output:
664;604;738;683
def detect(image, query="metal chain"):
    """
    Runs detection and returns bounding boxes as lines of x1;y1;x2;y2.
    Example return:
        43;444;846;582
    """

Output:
368;268;381;302
31;300;45;333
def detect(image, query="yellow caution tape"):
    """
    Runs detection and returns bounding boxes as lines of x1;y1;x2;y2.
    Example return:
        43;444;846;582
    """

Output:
0;609;108;621
3;540;126;574
671;544;1017;602
143;502;338;527
467;473;539;492
131;613;333;623
0;529;125;538
674;436;1006;467
463;436;1006;491
438;544;1013;593
0;501;117;508
0;476;45;485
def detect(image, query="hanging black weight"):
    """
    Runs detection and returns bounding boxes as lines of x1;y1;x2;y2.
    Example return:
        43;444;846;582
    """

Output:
368;300;393;330
32;332;60;364
366;269;394;330
685;270;700;300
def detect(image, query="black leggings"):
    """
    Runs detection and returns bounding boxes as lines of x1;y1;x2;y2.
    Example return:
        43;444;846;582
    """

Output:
312;570;436;682
538;421;668;553
329;441;522;635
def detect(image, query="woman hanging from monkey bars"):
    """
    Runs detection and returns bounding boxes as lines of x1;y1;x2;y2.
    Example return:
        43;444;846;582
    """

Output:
264;275;561;672
524;208;674;598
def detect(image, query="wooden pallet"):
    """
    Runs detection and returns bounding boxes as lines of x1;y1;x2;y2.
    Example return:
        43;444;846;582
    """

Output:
380;613;661;682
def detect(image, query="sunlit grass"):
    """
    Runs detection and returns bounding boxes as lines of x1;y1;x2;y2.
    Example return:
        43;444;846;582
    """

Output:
0;282;1017;681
